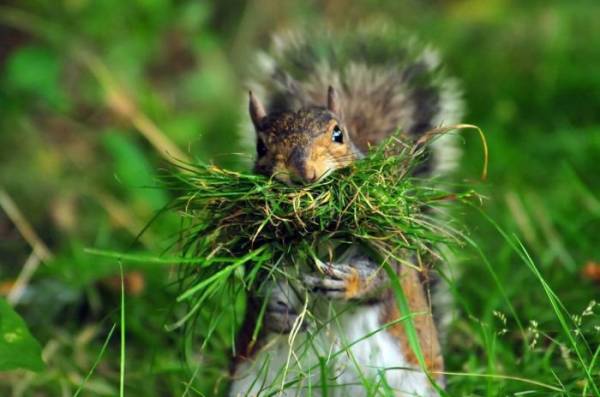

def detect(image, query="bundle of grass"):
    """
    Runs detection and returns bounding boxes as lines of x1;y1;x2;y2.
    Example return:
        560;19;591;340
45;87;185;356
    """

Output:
162;129;484;329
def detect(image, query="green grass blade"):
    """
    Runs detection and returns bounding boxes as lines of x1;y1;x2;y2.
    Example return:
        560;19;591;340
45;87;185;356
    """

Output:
73;323;117;397
120;261;126;397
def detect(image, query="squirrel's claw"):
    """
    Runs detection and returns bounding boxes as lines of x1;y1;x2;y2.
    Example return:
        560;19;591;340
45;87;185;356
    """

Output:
303;257;385;301
303;274;347;299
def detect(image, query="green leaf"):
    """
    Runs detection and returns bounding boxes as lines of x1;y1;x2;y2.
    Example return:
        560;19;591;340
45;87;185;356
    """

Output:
0;297;44;372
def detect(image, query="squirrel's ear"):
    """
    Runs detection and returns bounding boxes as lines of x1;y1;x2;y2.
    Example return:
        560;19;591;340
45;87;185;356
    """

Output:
249;91;267;129
327;85;340;114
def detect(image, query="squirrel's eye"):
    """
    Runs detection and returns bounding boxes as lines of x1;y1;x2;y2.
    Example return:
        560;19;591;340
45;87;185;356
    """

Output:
257;138;268;157
331;125;344;144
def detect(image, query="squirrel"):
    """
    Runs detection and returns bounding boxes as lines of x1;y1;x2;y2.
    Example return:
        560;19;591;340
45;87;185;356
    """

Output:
229;28;463;397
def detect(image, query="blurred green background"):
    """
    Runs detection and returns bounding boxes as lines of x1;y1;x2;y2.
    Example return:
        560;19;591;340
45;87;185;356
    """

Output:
1;0;599;396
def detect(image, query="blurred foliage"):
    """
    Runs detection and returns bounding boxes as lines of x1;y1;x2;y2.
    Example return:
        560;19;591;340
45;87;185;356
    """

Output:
0;0;599;396
0;297;44;372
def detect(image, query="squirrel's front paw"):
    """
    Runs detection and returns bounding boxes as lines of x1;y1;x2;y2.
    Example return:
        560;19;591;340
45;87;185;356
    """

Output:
303;256;385;301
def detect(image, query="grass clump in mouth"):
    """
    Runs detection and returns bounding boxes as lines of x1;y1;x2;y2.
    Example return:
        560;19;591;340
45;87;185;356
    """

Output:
162;131;481;329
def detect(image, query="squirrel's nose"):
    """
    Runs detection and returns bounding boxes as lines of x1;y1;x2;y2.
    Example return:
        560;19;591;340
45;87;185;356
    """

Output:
287;167;318;185
287;147;313;184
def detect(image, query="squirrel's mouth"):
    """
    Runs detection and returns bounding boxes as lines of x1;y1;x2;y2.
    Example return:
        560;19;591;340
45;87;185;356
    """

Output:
272;172;311;187
270;160;321;185
285;168;336;187
271;168;320;186
290;173;316;186
270;152;341;185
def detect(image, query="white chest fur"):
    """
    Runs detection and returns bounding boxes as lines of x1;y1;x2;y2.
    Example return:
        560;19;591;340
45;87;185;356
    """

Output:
230;304;435;397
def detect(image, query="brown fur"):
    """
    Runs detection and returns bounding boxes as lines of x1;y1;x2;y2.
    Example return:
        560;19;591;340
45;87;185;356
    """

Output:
344;269;362;299
305;122;354;181
380;263;444;377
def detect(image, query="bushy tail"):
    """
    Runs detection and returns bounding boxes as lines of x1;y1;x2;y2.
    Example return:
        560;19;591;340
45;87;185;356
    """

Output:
245;27;464;175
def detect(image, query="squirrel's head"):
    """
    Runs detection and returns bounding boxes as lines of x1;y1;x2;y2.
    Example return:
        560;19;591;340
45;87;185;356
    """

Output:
249;86;361;184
